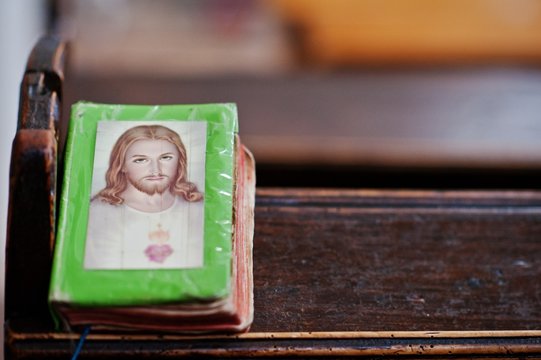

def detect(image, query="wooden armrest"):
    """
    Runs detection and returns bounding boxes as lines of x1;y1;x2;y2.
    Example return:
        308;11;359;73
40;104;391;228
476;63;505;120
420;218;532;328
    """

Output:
5;36;67;321
18;35;66;132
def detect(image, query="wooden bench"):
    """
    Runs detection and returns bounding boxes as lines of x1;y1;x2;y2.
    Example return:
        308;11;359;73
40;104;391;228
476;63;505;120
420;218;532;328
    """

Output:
5;36;541;359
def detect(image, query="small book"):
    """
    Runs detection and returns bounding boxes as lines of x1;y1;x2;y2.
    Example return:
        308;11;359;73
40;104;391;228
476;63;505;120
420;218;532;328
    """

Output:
49;102;255;333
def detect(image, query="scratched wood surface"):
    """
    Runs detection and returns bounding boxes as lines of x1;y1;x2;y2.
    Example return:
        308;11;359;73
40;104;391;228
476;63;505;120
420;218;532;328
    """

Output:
251;189;541;332
6;189;541;358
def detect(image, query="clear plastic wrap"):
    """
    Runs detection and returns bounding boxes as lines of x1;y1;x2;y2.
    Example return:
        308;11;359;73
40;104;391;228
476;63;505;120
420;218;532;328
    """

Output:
49;102;238;314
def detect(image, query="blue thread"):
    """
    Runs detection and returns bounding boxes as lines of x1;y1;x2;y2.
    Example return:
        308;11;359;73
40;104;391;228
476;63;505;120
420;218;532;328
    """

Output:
71;326;91;360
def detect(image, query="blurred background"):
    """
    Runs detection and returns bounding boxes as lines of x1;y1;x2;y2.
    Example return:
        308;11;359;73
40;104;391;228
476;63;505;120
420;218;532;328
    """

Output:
55;0;541;188
3;0;541;353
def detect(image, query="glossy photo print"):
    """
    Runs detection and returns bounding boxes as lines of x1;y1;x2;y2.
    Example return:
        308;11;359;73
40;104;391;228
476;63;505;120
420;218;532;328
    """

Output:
84;121;207;270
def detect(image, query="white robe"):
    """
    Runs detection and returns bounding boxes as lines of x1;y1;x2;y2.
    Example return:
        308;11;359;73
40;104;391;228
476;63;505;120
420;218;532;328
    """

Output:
84;197;204;270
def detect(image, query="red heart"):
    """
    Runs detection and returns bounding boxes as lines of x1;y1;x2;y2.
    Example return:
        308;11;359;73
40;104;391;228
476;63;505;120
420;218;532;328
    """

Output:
144;244;174;263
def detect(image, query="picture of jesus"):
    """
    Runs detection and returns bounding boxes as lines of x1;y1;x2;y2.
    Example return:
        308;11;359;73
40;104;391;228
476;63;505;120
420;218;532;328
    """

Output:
84;122;206;270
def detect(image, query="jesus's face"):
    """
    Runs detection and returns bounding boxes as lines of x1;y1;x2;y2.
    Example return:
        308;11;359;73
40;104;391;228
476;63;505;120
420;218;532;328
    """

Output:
123;139;179;195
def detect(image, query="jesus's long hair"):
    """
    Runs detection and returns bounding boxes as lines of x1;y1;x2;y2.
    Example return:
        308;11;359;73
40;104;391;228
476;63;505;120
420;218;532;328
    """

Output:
95;125;203;205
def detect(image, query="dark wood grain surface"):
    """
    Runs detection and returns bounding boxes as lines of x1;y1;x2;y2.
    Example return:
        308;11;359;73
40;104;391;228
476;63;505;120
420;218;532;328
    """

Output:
6;189;541;358
252;189;541;332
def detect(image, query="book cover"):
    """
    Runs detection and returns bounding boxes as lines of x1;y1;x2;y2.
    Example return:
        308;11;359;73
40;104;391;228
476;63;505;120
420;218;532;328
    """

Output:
49;102;238;313
52;142;255;332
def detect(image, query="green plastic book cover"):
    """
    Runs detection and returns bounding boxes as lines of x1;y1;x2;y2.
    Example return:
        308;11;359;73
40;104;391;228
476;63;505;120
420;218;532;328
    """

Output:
49;102;237;308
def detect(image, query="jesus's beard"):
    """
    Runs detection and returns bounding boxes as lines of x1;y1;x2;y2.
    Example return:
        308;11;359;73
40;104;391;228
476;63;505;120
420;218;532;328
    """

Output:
128;175;172;195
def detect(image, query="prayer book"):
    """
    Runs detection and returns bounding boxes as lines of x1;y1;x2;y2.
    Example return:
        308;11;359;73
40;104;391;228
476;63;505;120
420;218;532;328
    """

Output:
49;102;254;333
